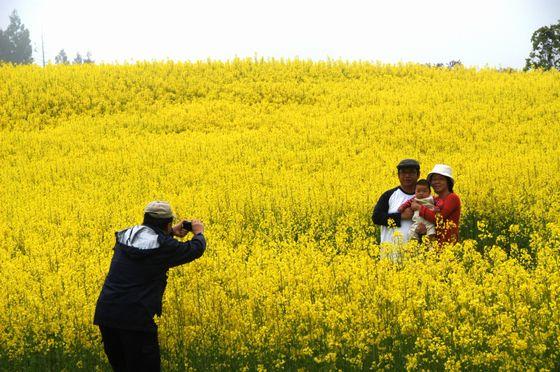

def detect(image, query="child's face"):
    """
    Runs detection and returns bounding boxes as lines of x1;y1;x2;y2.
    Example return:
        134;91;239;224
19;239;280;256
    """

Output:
415;184;431;199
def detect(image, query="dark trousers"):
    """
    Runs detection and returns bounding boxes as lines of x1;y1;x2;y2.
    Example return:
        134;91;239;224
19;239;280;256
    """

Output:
99;326;160;372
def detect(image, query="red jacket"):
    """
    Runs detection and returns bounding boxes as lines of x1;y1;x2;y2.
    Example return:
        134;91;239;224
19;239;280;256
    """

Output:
419;193;461;244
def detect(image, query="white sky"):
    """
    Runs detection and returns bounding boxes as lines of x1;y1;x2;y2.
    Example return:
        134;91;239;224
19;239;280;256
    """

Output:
1;0;559;68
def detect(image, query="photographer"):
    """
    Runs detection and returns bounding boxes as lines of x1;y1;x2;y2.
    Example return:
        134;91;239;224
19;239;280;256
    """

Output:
93;201;205;372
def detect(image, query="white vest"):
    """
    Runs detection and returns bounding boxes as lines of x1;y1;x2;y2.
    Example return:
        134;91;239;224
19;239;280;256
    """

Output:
380;188;414;244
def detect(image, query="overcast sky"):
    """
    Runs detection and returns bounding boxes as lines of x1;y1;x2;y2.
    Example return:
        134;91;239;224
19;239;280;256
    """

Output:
1;0;558;68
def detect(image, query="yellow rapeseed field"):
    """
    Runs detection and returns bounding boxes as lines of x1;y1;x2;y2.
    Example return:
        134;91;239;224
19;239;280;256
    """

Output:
0;60;559;370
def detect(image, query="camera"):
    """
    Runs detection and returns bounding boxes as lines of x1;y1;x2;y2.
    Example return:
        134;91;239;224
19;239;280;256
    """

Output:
182;220;193;232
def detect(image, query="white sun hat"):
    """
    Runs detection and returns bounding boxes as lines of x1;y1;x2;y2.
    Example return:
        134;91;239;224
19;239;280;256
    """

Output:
427;164;454;187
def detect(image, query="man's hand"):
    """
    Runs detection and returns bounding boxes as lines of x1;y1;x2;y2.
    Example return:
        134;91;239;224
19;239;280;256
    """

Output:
172;219;204;238
400;207;414;220
191;220;204;235
172;222;189;238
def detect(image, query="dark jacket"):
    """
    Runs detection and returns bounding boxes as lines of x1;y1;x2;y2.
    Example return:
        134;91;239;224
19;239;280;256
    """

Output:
372;187;404;227
93;224;206;332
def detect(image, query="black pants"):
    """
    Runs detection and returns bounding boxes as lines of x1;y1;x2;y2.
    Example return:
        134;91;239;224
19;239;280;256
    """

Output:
99;326;160;372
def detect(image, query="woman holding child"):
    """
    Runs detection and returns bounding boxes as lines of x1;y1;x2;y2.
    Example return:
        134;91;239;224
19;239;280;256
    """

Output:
411;164;461;244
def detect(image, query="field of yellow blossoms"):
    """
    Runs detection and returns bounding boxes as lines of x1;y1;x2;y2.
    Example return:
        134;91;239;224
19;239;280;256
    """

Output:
1;60;559;370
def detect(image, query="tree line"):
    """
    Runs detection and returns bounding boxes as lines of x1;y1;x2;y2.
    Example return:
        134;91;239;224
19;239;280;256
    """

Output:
0;9;559;70
0;10;94;65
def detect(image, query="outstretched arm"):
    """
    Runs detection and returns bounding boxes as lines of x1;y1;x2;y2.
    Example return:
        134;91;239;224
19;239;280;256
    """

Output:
166;220;207;267
397;198;414;213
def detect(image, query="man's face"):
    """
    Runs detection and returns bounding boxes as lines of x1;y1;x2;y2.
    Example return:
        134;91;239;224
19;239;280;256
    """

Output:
165;222;173;235
398;168;419;189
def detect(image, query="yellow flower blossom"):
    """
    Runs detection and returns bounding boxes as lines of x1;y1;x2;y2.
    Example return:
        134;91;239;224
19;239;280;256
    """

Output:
0;61;559;370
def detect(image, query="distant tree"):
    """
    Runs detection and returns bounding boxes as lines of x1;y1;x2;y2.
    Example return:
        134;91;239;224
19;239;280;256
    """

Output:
497;67;516;73
83;51;94;64
73;52;83;64
54;49;69;64
0;10;33;64
0;30;9;61
70;51;94;64
448;60;462;68
424;60;462;69
525;20;560;71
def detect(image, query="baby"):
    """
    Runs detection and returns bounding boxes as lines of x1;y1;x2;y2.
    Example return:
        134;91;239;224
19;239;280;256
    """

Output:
398;179;436;241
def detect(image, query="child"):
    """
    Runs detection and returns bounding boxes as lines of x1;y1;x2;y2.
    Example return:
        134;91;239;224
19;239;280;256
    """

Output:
398;179;436;241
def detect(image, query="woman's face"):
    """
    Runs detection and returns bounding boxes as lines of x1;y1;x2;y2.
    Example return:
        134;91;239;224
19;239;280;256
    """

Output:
430;174;449;194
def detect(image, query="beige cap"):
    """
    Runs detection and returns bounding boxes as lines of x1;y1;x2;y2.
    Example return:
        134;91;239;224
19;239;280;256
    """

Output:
144;201;175;219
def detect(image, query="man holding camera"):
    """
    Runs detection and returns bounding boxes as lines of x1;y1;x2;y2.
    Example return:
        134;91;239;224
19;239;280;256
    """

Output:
94;201;205;372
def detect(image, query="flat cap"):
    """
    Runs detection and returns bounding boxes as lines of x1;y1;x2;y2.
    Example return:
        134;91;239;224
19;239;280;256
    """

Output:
396;159;420;170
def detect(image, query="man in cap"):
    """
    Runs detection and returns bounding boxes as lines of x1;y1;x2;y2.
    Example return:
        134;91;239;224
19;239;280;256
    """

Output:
94;201;205;372
372;159;420;244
